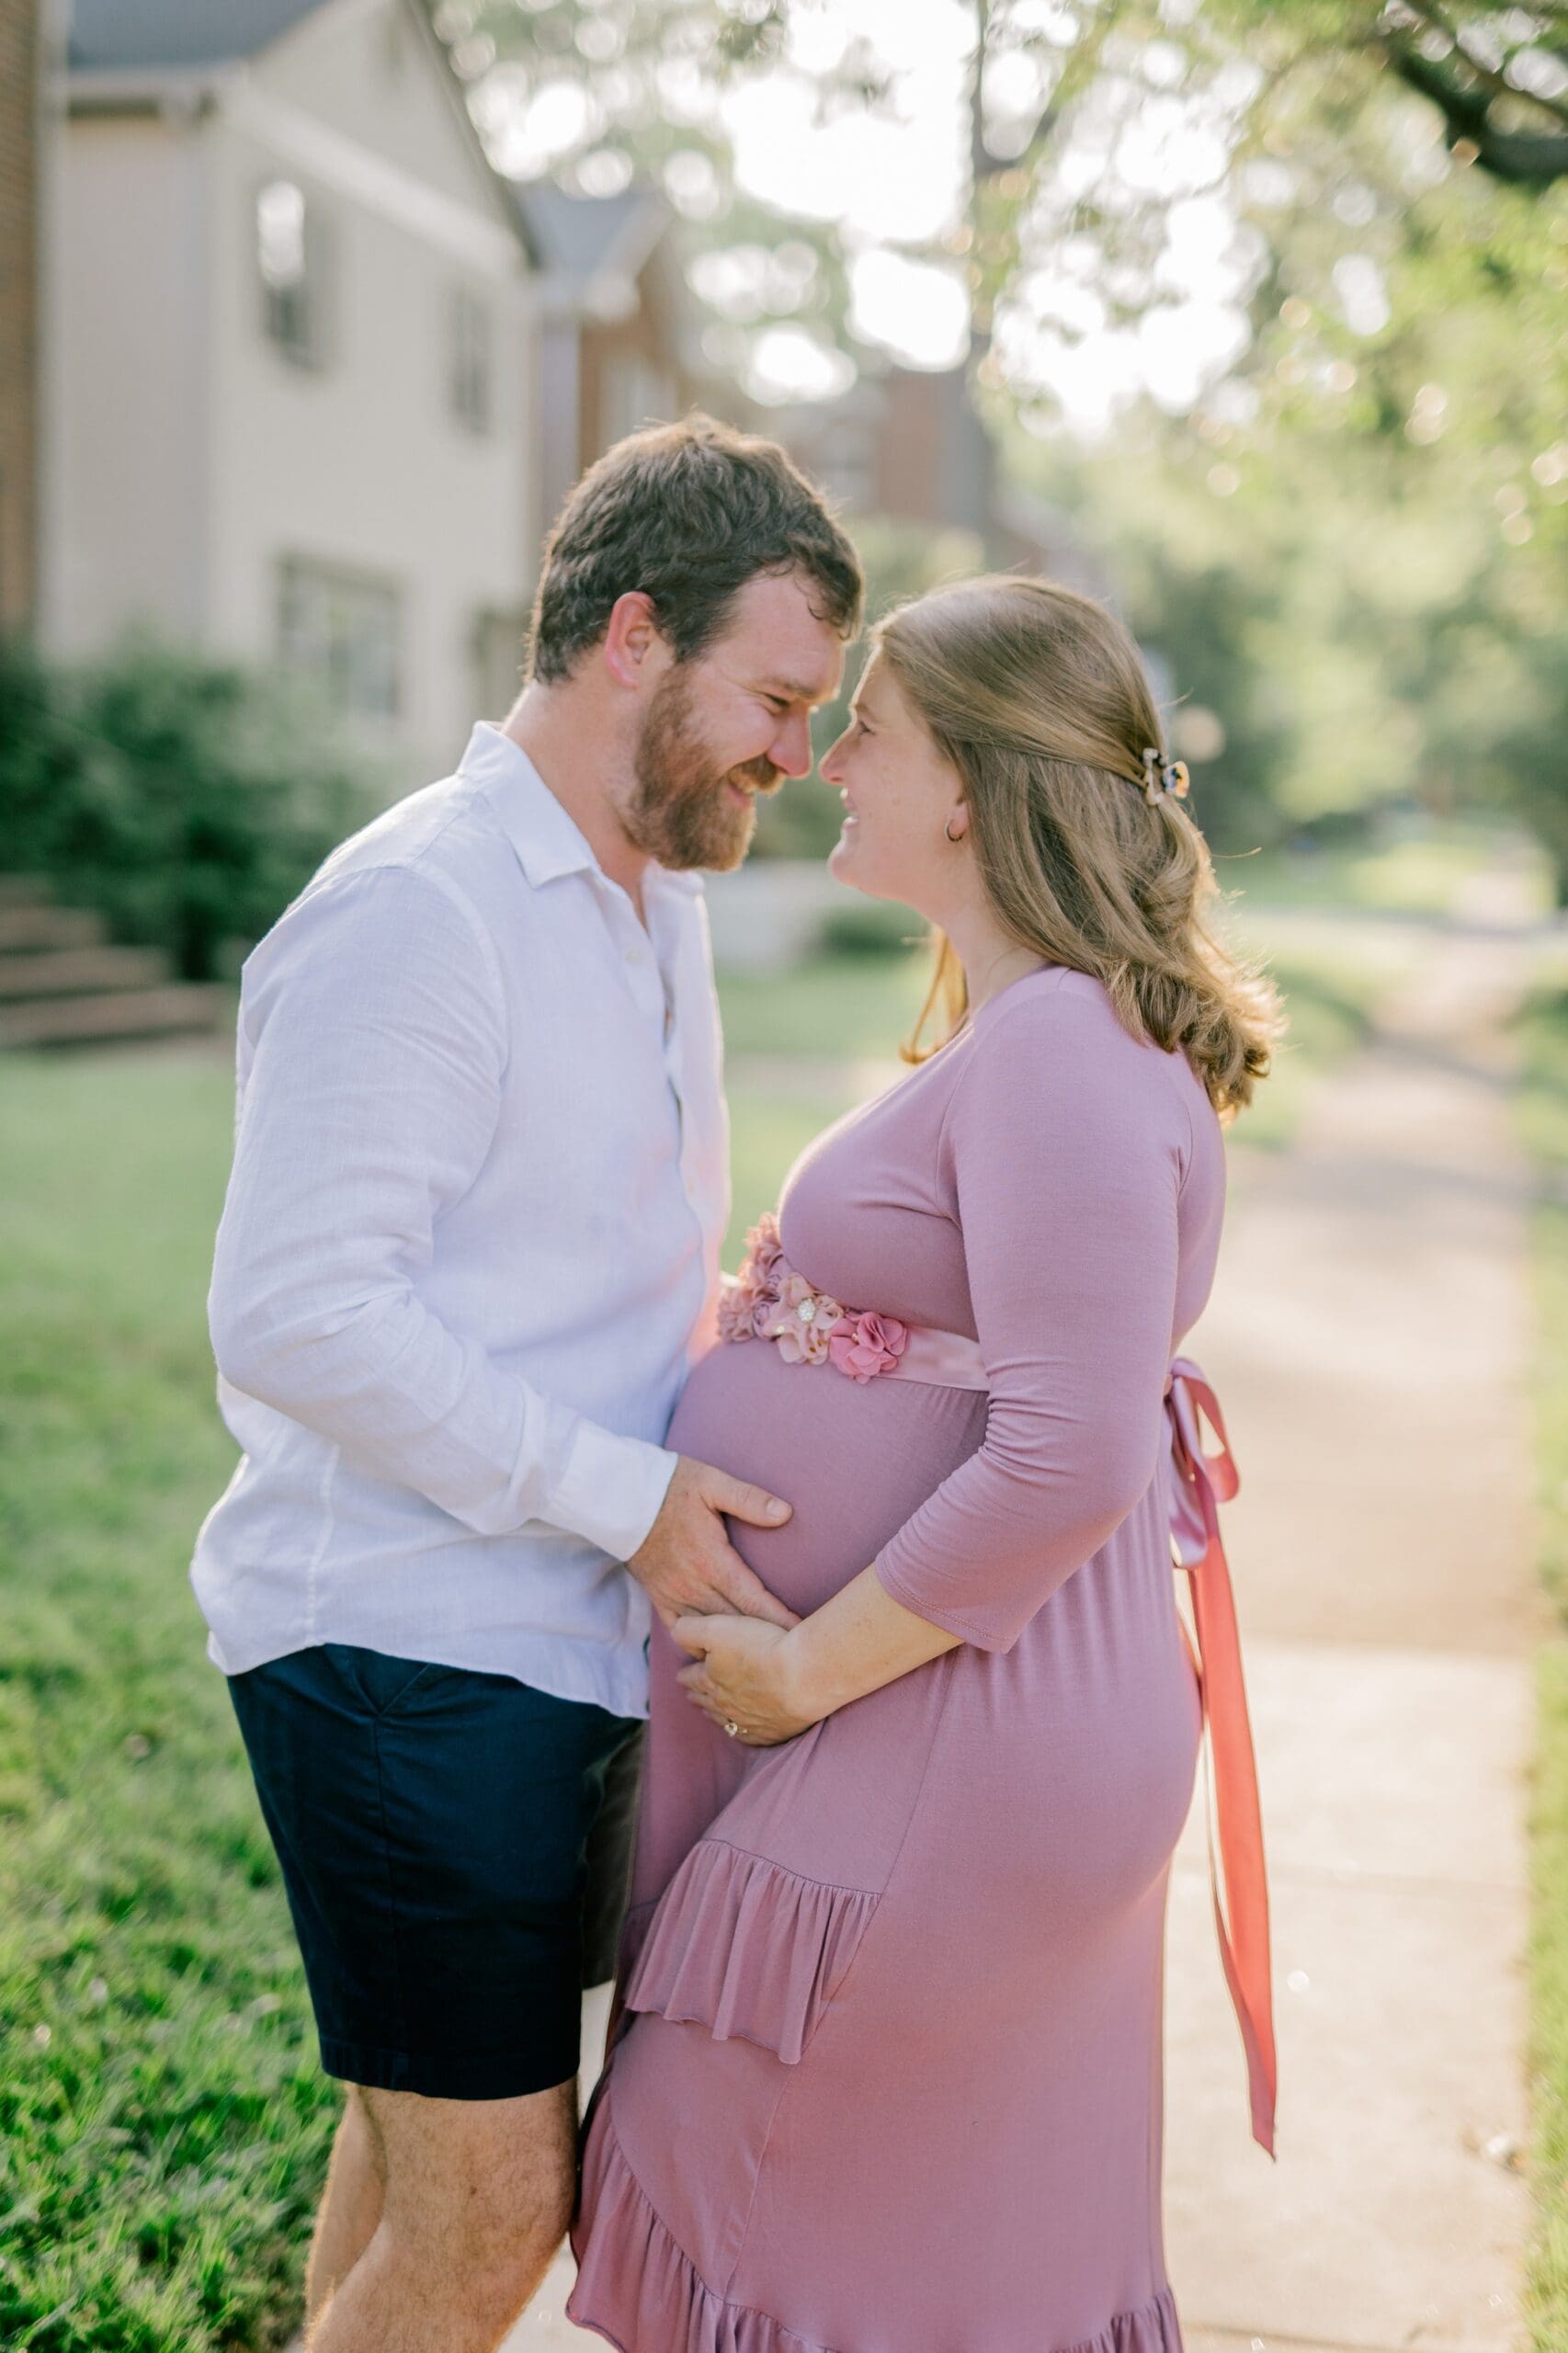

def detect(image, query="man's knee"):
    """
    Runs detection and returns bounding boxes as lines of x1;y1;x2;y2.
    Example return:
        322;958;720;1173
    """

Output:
363;2079;576;2303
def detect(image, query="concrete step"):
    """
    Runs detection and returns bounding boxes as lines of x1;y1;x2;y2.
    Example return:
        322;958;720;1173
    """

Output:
0;983;228;1050
0;945;173;1001
0;874;54;908
0;904;108;953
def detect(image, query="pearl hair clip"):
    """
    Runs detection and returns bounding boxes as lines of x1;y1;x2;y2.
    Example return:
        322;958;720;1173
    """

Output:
1140;746;1191;804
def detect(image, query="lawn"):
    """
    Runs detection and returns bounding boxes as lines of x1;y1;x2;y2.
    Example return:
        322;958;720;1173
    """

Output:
0;1052;330;2353
1221;815;1557;922
1517;978;1568;2350
0;910;1392;2349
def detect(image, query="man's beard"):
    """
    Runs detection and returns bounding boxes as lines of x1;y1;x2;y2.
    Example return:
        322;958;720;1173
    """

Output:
624;669;780;872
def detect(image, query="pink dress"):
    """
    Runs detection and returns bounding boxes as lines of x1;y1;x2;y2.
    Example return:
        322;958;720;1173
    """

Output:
570;965;1244;2353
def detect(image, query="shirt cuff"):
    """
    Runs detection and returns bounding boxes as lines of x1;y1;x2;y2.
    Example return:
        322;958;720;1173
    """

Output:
545;1415;680;1564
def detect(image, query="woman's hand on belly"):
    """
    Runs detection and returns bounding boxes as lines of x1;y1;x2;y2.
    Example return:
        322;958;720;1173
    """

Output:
673;1612;816;1746
674;1562;964;1745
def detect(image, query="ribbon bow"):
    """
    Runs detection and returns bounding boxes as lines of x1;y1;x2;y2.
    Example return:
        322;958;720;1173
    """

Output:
1165;1355;1278;2159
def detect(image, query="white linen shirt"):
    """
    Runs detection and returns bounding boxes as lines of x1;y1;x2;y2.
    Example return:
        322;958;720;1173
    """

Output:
189;722;730;1719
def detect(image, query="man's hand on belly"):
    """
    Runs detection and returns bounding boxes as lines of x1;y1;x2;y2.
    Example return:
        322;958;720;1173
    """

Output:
627;1457;799;1633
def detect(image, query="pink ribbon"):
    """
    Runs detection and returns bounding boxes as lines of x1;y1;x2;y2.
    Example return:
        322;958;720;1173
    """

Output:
1165;1355;1278;2158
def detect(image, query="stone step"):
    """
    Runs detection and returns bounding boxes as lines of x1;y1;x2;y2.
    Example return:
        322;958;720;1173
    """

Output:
0;904;108;953
0;945;173;1001
0;983;228;1050
0;874;54;908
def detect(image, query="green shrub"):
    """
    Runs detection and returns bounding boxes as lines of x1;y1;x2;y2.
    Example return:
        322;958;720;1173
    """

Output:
819;898;926;959
0;636;380;980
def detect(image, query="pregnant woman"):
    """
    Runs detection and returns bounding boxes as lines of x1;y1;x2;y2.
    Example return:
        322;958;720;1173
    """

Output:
569;575;1283;2353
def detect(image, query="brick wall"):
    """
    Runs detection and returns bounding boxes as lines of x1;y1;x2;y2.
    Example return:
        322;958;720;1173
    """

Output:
0;0;39;632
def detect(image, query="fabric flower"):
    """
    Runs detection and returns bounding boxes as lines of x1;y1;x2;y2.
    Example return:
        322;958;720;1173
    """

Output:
719;1211;789;1344
717;1276;761;1344
827;1309;909;1384
763;1272;845;1365
743;1211;785;1289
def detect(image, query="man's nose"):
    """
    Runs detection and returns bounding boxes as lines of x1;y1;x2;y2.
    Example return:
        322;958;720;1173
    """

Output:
771;713;814;779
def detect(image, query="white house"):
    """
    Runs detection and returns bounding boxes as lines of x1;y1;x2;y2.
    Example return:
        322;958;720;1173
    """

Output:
49;0;540;786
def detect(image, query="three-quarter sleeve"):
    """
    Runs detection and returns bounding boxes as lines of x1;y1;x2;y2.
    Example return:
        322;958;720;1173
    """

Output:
873;981;1187;1653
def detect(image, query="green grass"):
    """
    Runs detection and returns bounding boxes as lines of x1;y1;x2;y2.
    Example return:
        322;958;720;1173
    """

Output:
0;1053;335;2353
716;948;930;1062
1519;979;1568;2351
1220;816;1557;921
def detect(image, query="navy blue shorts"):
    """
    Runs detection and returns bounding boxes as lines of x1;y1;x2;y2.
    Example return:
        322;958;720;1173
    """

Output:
228;1643;642;2100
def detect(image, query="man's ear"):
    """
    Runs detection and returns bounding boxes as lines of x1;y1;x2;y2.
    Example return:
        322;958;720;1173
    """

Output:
602;591;665;690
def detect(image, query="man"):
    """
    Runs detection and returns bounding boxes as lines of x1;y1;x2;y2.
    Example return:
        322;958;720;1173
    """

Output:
191;415;862;2353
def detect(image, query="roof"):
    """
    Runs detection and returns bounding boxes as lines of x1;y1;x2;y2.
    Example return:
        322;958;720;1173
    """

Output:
507;182;671;300
66;0;538;261
68;0;333;72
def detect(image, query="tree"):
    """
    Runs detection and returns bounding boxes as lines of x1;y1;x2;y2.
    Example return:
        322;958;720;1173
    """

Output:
435;1;1566;880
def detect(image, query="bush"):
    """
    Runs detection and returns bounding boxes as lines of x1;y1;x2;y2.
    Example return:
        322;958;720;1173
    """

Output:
819;897;926;958
0;636;380;980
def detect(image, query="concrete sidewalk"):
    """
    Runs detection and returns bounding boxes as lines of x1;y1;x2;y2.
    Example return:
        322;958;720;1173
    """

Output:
510;907;1552;2350
1165;915;1548;2353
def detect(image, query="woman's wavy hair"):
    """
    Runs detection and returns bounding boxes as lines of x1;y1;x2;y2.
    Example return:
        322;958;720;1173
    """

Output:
873;574;1284;1121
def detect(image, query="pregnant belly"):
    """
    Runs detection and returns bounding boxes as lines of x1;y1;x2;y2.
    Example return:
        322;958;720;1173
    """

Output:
668;1336;987;1620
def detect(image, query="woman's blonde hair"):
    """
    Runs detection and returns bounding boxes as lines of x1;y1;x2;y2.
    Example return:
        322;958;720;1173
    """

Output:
873;574;1284;1120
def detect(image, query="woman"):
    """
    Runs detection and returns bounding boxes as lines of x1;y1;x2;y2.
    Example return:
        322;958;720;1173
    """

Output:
568;575;1284;2353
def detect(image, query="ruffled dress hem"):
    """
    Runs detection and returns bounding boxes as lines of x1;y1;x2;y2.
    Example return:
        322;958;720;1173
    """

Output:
621;1838;881;2065
568;2098;1185;2353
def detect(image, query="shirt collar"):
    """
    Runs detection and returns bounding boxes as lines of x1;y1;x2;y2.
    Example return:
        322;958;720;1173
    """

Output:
460;722;706;902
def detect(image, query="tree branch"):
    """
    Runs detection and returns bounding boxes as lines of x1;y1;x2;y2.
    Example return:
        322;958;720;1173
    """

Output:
1398;0;1568;126
1381;30;1568;184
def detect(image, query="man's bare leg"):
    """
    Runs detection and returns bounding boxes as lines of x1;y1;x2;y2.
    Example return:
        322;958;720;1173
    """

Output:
305;2088;386;2329
307;2077;577;2353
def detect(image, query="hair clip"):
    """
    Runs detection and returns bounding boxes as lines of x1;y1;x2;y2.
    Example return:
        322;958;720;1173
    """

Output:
1140;747;1191;803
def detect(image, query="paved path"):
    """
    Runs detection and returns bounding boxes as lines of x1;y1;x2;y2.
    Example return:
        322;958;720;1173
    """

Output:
509;901;1554;2350
1166;905;1550;2353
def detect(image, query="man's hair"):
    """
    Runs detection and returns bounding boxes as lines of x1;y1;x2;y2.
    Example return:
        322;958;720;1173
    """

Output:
527;414;864;684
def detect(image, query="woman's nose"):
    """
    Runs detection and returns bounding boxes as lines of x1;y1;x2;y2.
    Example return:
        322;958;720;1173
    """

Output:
818;728;850;785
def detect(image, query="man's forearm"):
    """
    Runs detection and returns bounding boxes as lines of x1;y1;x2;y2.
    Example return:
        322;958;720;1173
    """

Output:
212;1273;676;1561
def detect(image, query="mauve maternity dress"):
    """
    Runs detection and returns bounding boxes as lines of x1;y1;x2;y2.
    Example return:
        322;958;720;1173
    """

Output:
569;965;1233;2353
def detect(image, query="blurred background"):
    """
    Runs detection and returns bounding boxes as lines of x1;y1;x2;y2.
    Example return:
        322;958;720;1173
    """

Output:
1;3;1566;2349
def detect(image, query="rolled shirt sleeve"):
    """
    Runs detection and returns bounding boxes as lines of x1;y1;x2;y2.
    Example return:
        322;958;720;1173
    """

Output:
207;863;677;1565
873;984;1185;1653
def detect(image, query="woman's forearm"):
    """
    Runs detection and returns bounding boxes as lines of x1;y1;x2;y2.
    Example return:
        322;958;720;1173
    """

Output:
779;1563;961;1719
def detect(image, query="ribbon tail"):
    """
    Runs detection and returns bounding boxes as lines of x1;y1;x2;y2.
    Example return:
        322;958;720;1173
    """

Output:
1188;1513;1278;2159
1168;1361;1277;2159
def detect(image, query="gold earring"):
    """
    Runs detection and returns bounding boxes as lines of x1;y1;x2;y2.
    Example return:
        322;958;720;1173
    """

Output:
945;815;965;844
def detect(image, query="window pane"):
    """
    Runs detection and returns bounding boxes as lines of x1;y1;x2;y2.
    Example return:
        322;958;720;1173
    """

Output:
258;180;323;367
278;559;400;722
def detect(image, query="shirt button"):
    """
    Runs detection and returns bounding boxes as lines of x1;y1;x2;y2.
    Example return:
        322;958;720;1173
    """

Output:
625;943;645;965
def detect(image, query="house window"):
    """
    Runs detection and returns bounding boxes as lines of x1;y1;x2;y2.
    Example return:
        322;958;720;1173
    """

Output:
450;288;492;434
278;558;401;723
257;179;327;368
472;607;527;719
